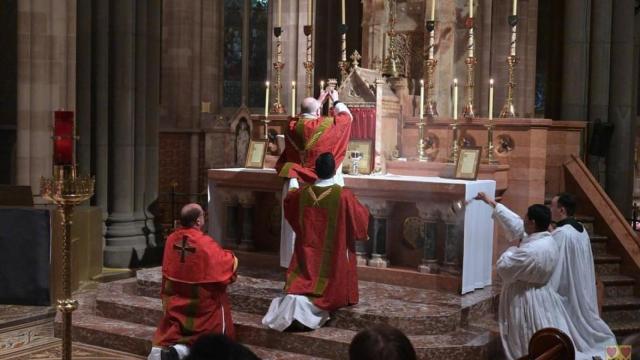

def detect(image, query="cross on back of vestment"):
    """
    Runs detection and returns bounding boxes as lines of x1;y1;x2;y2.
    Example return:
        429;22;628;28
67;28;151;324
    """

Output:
173;235;196;263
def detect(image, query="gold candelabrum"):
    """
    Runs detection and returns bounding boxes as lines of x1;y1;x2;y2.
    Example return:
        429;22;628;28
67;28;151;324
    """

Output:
424;20;438;118
41;164;94;360
303;25;314;97
271;27;285;114
338;23;349;82
462;19;476;120
500;15;518;118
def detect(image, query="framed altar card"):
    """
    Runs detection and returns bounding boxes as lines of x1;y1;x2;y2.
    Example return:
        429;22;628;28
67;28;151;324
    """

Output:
245;140;267;169
346;139;373;175
454;147;482;180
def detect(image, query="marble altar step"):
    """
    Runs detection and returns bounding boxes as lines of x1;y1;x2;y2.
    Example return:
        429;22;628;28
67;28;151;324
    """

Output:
594;253;622;275
602;296;640;323
64;268;502;359
132;268;500;336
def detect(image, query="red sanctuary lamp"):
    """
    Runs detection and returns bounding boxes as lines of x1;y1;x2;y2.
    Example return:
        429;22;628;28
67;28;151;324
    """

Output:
53;110;74;166
40;110;94;360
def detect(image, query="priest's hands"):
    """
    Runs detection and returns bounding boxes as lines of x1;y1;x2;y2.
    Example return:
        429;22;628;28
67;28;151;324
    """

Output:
329;90;339;102
474;192;497;208
318;90;329;104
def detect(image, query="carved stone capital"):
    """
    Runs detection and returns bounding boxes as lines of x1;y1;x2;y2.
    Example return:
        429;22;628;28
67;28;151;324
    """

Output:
360;198;394;218
415;201;442;221
217;188;238;205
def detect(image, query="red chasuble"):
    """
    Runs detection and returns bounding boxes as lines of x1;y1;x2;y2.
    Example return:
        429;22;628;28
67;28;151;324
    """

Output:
275;110;352;184
153;227;237;347
283;184;369;311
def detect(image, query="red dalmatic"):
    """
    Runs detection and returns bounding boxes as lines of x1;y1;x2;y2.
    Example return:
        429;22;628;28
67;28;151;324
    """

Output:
284;184;369;311
152;227;237;347
275;110;352;183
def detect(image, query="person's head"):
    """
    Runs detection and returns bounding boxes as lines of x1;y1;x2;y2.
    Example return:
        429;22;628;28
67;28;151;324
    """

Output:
349;325;417;360
316;152;336;180
525;204;552;234
301;97;320;116
180;203;205;230
550;192;576;222
185;334;259;360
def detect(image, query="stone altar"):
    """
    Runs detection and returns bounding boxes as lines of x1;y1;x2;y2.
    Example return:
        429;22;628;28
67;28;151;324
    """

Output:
208;168;495;294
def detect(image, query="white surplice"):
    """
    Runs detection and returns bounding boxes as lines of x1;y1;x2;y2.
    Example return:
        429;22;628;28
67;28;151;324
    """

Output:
549;223;617;358
493;204;588;360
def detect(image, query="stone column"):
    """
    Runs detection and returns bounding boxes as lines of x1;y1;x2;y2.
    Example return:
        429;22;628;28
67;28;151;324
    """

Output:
145;0;161;241
16;0;76;198
606;0;637;217
442;212;463;275
237;190;256;251
361;199;393;268
104;0;147;267
216;188;239;248
416;202;440;274
560;0;591;120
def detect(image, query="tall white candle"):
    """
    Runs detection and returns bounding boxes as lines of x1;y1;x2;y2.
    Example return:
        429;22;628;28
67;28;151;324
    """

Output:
419;79;425;119
320;80;324;94
265;81;270;117
488;79;494;120
469;0;474;18
291;81;296;115
431;0;436;21
341;0;346;24
453;78;458;120
277;0;282;27
307;0;313;25
513;0;517;16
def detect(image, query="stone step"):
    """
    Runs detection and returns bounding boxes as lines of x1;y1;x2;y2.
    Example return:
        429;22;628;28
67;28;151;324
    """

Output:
70;282;500;359
590;234;608;243
247;345;330;360
575;215;595;224
591;241;608;255
594;254;622;275
134;268;499;336
600;275;636;298
602;296;640;323
607;319;640;337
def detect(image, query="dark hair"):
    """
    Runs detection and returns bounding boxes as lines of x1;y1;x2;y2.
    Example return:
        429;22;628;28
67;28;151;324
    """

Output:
180;205;202;227
349;325;417;360
185;334;259;360
316;152;336;180
556;192;576;216
527;204;552;232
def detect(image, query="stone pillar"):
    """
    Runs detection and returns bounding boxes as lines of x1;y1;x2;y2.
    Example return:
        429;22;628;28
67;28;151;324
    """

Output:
145;0;161;240
104;0;147;267
361;199;393;268
416;202;439;274
217;188;239;248
560;0;591;120
16;0;76;198
190;133;200;199
237;190;256;251
606;0;637;217
442;213;463;275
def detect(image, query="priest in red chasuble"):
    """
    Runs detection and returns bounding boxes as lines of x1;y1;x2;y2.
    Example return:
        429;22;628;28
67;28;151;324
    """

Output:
276;89;354;268
263;153;370;332
148;204;238;360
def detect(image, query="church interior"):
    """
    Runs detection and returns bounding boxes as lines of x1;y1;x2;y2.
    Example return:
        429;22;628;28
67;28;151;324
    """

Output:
1;0;640;359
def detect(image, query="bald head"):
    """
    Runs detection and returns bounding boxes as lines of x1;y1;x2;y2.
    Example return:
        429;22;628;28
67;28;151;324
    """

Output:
180;203;204;229
301;97;320;115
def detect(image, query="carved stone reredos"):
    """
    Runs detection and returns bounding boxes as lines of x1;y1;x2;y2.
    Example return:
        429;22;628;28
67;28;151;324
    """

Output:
337;67;382;105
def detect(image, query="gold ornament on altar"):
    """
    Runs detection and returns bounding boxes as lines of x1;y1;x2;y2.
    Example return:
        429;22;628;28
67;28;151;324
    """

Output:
40;110;95;360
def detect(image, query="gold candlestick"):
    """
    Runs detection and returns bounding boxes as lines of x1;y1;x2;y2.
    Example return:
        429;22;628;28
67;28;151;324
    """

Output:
424;20;438;118
501;16;518;118
338;23;349;82
485;123;497;164
449;123;460;163
271;28;285;114
462;19;476;120
303;25;314;97
499;55;517;118
418;118;428;161
41;166;94;360
383;0;402;78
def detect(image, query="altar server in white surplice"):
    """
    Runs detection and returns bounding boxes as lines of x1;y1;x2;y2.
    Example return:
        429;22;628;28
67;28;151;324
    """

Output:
549;193;617;357
475;193;588;360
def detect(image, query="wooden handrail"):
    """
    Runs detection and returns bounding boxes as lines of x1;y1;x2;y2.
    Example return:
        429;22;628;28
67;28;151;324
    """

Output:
533;344;564;360
563;154;640;273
